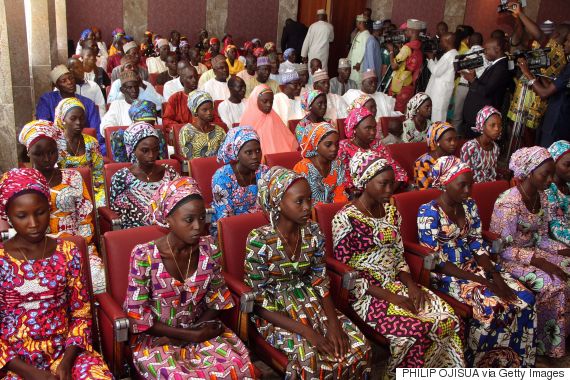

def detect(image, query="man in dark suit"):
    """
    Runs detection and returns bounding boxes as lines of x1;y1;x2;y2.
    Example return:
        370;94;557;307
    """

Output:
281;19;308;63
462;38;512;138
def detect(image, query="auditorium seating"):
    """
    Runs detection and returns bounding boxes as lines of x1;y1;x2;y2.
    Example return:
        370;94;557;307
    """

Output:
188;156;223;206
379;115;405;138
264;151;302;170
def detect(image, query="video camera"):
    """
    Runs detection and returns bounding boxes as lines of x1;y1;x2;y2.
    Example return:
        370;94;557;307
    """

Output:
508;47;551;73
497;0;526;13
419;33;439;54
453;50;485;72
378;31;407;46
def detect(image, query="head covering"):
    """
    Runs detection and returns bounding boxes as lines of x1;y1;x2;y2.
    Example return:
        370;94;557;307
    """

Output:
373;21;383;30
350;150;390;190
264;42;276;51
224;44;237;56
540;20;555;35
80;28;92;41
407;19;426;30
283;48;295;61
209;37;220;45
361;69;377;81
426;121;454;150
124;35;134;42
123;121;160;163
211;54;226;67
243;41;254;51
301;89;325;112
280;70;300;85
257;166;304;227
0;168;51;221
405;92;431;119
18;120;62;151
253;47;265;57
548;140;570;162
356;14;366;22
251;38;261;44
295;63;309;73
217;126;259;164
112;27;125;39
179;40;189;48
122;41;138;54
300;122;336;158
148;177;202;227
128;99;157;122
430;156;472;189
120;69;139;84
120;54;138;67
509;147;552;179
187;90;213;116
474;105;501;133
50;65;70;84
345;107;374;139
257;56;270;67
347;94;373;113
155;38;169;49
54;97;85;130
312;69;329;83
317;9;326;15
338;58;351;69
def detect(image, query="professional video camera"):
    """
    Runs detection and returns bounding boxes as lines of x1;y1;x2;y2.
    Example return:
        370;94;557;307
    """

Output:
453;50;485;72
497;0;526;13
419;33;439;54
378;31;407;46
508;47;551;73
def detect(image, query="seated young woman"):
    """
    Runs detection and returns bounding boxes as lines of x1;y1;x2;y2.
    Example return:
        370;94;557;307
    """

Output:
347;94;377;117
333;151;465;377
413;121;457;190
124;177;255;379
179;90;226;160
244;167;371;379
293;121;348;205
55;97;106;207
211;126;268;237
338;107;408;197
402;92;432;143
546;140;570;246
418;156;536;367
0;168;112;379
460;106;502;183
491;146;570;358
239;84;298;155
295;89;328;143
18;120;106;293
110;122;179;228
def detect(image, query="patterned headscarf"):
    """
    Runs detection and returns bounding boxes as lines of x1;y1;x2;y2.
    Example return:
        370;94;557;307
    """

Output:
148;177;202;228
300;90;325;113
18;120;62;151
280;70;299;85
264;42;276;51
347;94;373;113
350;150;391;190
179;40;189;49
209;37;220;45
112;27;125;39
430;156;472;189
405;92;430;119
187;90;213;116
474;105;501;133
283;48;295;61
128;99;157;122
253;48;265;57
509;147;552;179
54;97;85;130
80;28;93;41
217;126;259;164
548;140;570;162
426;121;454;151
0;168;50;221
300;122;336;158
224;44;238;57
123;122;160;163
243;41;253;51
345;107;374;139
257;166;304;227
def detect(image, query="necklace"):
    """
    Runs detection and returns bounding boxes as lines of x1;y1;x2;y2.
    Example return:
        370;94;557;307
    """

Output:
518;184;539;212
276;226;301;261
439;196;461;218
18;237;48;275
312;157;330;178
66;135;82;157
166;235;192;280
357;198;378;218
235;163;254;186
139;165;155;182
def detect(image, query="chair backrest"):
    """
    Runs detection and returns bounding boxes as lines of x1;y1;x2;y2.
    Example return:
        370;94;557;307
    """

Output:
188;156;223;206
454;138;467;157
336;118;346;140
379;116;405;138
103;225;168;305
172;123;185;156
392;188;441;242
83;128;97;138
472;180;510;230
264;151;302;170
288;119;301;135
218;212;268;280
214;99;223;114
387;142;427;181
313;202;348;258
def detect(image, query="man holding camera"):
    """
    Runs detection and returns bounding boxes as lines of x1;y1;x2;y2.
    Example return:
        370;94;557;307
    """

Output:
425;33;458;122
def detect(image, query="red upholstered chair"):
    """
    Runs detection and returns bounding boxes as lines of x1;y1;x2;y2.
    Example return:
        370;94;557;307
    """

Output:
264;151;302;170
155;84;164;96
288;119;301;135
454;139;467;157
70;167;100;249
379;116;405;138
214;99;223;114
188;156;223;207
148;73;159;86
83;128;97;138
171;123;189;174
232;123;240;128
336;118;346;140
472;180;510;232
387;142;427;181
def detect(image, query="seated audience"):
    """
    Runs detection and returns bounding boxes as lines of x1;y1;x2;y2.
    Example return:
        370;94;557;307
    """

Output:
100;70;143;133
218;76;247;127
297;62;311;94
295;89;328;143
237;54;257;83
244;56;280;97
225;44;244;75
203;37;221;68
278;48;296;74
330;58;357;96
163;60;188;101
67;57;106;121
81;47;111;101
155;52;178;85
203;55;231;101
107;57;163;108
312;69;349;124
403;92;432;143
546;140;570;246
189;47;209;76
342;70;399;119
146;38;169;74
268;53;281;83
162;65;198;129
414;122;457;190
381;118;404;145
110;41;149;82
272;70;303;124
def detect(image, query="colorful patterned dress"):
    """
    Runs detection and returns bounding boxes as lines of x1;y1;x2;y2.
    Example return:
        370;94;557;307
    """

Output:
244;222;371;379
124;237;255;379
293;158;348;206
333;204;465;376
413;153;437;190
210;163;268;237
545;182;570;246
0;240;112;379
418;199;537;367
179;123;226;159
295;116;332;143
58;133;105;207
460;139;499;183
402;119;430;143
109;165;179;228
491;187;570;358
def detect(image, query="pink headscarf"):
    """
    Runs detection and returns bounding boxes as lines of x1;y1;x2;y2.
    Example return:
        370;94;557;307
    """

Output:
345;107;374;139
239;84;298;155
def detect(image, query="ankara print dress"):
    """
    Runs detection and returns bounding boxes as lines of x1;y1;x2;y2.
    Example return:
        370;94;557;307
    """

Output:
244;222;371;379
332;203;465;377
293;158;348;206
124;237;255;379
418;199;537;367
491;187;570;358
0;240;112;379
179;123;226;160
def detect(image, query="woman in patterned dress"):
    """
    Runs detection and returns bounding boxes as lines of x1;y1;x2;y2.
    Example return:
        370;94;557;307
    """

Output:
418;156;537;367
491;146;570;358
295;89;328;143
0;168;112;379
211;126;268;237
460;106;502;183
179;90;226;159
124;177;255;379
546;140;570;246
333;151;465;377
55;97;106;207
110;122;179;229
402;92;432;143
293;121;348;205
244;167;371;379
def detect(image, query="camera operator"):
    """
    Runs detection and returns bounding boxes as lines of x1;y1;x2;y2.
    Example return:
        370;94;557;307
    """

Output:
425;33;458;122
388;19;426;112
518;32;570;147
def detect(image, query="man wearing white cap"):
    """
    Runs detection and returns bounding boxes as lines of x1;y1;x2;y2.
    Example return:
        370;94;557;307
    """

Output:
330;59;358;96
301;9;334;72
146;38;170;74
347;14;371;85
361;20;384;81
272;70;304;124
110;41;149;82
312;69;348;124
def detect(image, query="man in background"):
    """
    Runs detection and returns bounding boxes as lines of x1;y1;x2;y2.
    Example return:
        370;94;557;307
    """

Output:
301;9;334;71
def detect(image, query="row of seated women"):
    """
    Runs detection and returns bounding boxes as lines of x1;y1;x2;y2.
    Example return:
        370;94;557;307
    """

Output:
2;135;570;378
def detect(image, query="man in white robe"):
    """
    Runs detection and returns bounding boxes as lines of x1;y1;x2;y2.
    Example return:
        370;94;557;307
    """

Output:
301;9;334;72
203;55;231;101
347;14;371;86
343;69;401;120
218;76;247;127
425;33;458;122
311;69;348;126
272;70;304;124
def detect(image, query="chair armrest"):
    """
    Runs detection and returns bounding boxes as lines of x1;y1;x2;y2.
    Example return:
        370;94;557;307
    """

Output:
102;157;113;165
403;241;436;270
170;153;189;174
223;272;255;313
95;292;129;342
325;256;358;291
98;206;122;232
